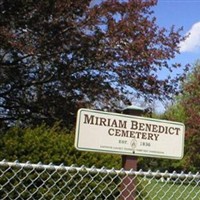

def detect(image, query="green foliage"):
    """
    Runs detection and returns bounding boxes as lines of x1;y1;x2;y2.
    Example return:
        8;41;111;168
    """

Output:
0;124;121;168
0;164;121;199
0;124;123;199
137;109;187;172
176;61;200;171
155;60;200;172
163;103;187;123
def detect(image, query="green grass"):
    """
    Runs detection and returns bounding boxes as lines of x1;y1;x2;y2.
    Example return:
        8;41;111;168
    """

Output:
138;179;200;200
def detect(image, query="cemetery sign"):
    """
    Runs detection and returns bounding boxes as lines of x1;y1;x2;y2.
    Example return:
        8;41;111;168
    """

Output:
75;108;185;159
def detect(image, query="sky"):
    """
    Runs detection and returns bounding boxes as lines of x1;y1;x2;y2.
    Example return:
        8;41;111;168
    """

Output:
153;0;200;67
91;0;200;67
152;0;200;112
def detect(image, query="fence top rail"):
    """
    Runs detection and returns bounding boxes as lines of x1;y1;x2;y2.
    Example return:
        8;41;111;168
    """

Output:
0;160;200;180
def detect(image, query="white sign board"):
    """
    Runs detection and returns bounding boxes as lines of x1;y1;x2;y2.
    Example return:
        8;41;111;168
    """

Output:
75;109;185;159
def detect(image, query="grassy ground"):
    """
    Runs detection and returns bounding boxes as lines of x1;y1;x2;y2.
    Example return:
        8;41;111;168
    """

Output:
138;179;200;200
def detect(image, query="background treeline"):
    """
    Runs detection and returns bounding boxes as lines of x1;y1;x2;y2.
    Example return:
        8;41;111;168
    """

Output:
2;58;200;171
1;0;199;172
1;58;200;172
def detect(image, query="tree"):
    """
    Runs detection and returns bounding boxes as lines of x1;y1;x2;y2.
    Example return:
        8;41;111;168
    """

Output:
0;0;187;127
159;60;200;171
179;61;200;171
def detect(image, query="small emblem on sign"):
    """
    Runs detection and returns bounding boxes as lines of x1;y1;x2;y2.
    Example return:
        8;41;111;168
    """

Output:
131;139;137;154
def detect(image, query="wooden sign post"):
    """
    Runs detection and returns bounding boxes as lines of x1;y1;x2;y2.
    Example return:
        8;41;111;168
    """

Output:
119;106;145;200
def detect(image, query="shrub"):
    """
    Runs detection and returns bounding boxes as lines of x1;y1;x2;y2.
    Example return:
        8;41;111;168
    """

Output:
0;124;121;168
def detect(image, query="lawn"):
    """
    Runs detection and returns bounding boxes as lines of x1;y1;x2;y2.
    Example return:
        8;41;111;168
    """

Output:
137;179;200;200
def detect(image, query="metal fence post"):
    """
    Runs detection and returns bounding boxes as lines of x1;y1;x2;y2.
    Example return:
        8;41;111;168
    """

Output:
119;105;145;200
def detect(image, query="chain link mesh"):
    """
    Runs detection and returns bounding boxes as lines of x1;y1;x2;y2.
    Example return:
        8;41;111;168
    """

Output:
0;160;200;199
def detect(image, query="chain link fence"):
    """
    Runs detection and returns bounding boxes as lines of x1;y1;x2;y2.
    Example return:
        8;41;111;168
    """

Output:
0;160;200;199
